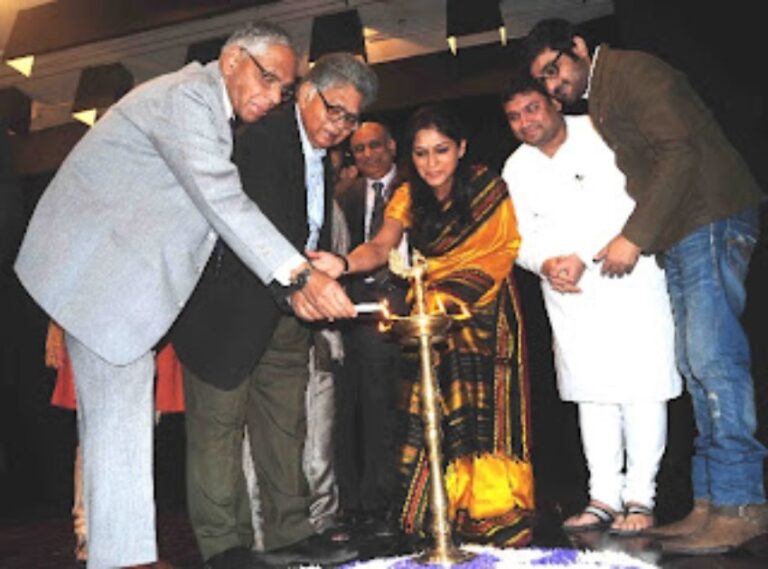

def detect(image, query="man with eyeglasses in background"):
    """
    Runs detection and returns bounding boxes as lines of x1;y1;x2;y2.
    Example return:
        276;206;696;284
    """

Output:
14;22;359;569
331;122;409;542
523;18;767;555
172;52;378;569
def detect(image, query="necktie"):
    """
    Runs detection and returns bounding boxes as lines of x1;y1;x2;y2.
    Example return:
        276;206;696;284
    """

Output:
369;181;386;240
213;117;240;272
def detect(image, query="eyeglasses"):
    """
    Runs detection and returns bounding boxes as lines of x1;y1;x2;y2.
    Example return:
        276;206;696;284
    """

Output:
240;48;295;103
537;50;565;83
350;139;384;154
316;89;360;130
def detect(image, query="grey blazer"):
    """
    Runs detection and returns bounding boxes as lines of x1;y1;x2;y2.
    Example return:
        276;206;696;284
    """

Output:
15;61;299;365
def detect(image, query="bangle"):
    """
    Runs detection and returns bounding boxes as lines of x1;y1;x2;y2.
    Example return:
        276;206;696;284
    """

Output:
334;252;350;275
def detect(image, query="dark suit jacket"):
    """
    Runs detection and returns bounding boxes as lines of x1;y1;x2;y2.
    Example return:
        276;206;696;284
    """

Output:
335;172;402;250
334;172;408;311
172;105;333;389
588;45;764;253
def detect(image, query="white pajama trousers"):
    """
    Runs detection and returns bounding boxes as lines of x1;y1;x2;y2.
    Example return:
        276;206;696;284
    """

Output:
577;400;667;512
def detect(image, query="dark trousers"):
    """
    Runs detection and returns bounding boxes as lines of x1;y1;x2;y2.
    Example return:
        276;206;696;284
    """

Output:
335;320;402;515
184;316;314;560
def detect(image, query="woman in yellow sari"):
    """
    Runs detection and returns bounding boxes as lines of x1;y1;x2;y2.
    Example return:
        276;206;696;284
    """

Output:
312;105;534;547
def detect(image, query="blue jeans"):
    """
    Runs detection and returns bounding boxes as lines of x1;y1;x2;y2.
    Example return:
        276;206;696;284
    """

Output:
665;207;766;506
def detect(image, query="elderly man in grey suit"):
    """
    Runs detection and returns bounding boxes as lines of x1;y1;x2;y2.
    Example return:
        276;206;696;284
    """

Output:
14;22;355;569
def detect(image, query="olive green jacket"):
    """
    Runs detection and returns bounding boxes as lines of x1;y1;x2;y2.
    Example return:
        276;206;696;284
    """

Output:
588;45;764;252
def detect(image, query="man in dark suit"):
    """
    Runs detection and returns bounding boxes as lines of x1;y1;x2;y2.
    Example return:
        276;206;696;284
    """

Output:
523;18;767;555
172;53;378;569
333;122;408;536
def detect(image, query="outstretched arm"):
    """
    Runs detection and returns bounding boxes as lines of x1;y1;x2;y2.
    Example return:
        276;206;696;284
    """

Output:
289;263;356;320
308;217;405;278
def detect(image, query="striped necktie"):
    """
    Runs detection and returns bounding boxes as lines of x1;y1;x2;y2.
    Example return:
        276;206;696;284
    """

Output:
369;181;386;240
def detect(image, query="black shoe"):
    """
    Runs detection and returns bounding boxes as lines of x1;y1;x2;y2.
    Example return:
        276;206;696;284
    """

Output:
259;533;359;566
203;546;264;569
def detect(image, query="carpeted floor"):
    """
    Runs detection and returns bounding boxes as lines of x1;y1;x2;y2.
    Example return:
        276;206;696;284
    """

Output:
2;505;768;569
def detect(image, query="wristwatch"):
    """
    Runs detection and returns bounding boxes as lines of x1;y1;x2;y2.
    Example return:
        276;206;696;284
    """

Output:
288;266;312;292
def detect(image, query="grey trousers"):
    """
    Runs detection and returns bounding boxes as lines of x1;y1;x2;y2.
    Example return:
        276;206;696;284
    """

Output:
244;334;341;549
66;332;157;569
303;343;340;533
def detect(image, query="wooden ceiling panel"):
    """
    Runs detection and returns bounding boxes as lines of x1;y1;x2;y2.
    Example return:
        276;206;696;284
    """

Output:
3;0;279;59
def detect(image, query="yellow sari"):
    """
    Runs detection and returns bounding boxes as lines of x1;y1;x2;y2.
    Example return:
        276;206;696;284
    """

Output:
386;166;534;547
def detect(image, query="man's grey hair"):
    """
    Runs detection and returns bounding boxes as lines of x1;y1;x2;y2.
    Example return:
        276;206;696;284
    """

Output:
223;21;294;56
304;53;378;109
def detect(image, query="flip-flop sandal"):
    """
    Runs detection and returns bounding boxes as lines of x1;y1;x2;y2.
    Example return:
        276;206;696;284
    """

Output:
609;503;655;537
563;503;616;533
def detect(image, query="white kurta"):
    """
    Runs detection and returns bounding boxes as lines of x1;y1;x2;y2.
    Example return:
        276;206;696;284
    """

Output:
503;116;681;403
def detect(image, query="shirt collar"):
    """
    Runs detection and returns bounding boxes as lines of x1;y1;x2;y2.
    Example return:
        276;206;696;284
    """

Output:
368;165;397;192
296;104;327;161
583;44;601;100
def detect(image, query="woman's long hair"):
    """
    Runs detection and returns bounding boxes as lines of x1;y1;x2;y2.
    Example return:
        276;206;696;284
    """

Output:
404;105;472;251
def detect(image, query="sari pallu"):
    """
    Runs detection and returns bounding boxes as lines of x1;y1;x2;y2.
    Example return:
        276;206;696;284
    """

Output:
387;167;534;547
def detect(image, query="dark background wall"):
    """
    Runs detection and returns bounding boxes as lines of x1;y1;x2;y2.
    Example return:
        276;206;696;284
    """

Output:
1;0;766;522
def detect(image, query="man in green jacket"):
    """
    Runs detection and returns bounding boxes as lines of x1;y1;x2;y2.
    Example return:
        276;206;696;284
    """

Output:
523;18;766;555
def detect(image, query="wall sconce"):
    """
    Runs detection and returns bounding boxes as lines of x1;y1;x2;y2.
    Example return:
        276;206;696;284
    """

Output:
5;55;36;78
446;0;506;55
309;9;366;65
71;62;133;127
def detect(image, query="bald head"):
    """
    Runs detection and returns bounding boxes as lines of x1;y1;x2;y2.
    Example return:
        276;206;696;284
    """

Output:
349;122;396;180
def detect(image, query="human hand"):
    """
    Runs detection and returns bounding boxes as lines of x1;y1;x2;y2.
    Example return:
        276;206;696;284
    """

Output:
290;267;356;321
541;254;585;293
306;250;346;279
593;235;641;277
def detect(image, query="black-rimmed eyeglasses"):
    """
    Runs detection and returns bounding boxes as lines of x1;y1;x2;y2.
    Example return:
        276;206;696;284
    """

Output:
537;50;566;83
316;89;360;130
240;48;295;103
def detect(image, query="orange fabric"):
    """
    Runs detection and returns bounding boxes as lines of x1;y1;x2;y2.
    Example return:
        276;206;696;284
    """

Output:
47;321;77;409
50;353;78;410
47;321;184;413
154;344;185;413
386;180;520;308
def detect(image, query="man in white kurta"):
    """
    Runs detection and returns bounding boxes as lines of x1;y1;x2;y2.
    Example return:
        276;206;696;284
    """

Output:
501;77;681;535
